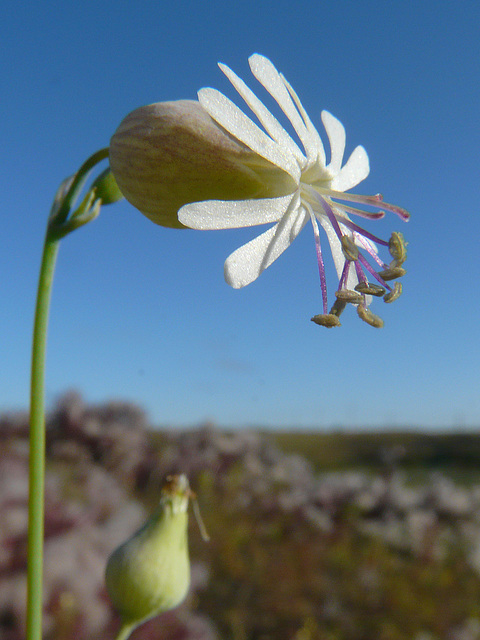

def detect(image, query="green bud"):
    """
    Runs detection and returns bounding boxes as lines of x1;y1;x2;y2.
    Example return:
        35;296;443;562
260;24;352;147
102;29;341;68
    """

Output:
105;475;191;631
109;100;295;229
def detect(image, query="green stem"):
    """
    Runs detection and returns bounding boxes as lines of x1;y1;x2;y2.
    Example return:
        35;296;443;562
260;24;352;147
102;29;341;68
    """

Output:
27;233;60;640
115;622;136;640
26;147;111;640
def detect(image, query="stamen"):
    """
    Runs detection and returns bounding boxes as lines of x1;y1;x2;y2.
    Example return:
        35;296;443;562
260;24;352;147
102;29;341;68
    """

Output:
311;313;341;328
354;233;386;269
354;260;368;285
304;185;407;327
357;253;392;290
341;235;359;261
335;289;364;304
317;198;363;272
338;260;350;291
378;266;407;281
308;208;329;314
335;215;390;247
330;299;347;317
355;282;386;296
357;303;384;328
317;194;344;239
384;282;402;303
388;232;407;266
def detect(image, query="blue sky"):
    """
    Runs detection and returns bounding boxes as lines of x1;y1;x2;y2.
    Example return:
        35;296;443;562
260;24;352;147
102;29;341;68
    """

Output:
2;0;479;429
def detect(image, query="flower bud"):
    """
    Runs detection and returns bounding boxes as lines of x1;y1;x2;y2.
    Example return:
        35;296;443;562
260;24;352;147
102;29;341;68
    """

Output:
105;475;191;631
109;100;294;228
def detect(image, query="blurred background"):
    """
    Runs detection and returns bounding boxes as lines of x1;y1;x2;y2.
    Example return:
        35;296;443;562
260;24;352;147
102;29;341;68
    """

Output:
3;395;480;640
1;0;480;638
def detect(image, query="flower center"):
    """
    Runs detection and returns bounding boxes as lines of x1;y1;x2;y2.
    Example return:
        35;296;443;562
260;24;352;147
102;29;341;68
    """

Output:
301;160;334;191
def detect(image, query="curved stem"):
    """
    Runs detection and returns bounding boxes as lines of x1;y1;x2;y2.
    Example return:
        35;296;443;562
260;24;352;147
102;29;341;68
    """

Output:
53;147;109;226
26;148;112;640
27;233;60;640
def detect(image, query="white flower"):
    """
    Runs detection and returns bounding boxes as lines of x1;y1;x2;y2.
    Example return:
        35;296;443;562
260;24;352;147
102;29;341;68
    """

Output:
179;54;409;327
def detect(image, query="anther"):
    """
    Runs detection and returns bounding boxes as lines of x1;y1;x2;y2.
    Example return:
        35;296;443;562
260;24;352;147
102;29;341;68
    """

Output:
341;235;359;262
357;303;384;328
388;232;407;266
311;313;342;328
329;299;347;317
354;282;386;296
383;282;402;303
378;266;407;281
335;289;364;304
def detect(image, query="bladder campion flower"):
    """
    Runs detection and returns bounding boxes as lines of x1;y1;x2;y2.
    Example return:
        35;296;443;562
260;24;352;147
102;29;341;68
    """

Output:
110;54;409;327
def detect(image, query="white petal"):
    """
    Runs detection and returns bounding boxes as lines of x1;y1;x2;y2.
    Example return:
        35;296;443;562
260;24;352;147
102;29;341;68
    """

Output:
198;88;300;182
281;75;326;167
331;145;370;192
178;195;293;229
218;63;305;166
248;54;318;167
224;196;307;288
321;111;346;175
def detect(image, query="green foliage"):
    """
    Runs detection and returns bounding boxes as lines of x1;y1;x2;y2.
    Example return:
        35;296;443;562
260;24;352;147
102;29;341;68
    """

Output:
191;466;480;640
271;430;480;479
